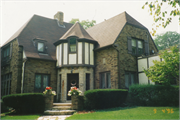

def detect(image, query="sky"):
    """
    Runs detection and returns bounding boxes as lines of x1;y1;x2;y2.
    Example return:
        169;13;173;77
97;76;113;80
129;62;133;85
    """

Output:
0;0;179;46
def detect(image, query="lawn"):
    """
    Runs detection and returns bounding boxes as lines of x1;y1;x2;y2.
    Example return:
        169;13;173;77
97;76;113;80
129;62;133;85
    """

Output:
1;115;40;119
66;106;179;119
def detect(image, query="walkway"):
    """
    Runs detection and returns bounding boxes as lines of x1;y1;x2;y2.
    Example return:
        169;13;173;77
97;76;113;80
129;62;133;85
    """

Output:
37;115;71;120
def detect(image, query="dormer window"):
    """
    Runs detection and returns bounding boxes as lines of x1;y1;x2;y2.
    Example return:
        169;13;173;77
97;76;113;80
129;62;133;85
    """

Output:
38;42;45;52
33;38;47;54
69;37;77;53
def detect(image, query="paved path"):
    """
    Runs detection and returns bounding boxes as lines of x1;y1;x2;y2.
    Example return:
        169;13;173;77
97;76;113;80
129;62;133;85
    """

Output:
37;115;71;120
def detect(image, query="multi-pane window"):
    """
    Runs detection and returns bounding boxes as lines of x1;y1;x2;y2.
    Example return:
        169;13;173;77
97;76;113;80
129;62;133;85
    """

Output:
132;38;143;55
125;72;136;88
128;37;147;56
38;42;44;52
69;38;76;52
100;72;111;89
1;73;12;96
35;74;50;92
3;46;10;58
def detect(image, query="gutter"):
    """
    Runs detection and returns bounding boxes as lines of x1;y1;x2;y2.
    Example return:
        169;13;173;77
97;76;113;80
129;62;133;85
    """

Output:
21;58;27;93
112;44;120;89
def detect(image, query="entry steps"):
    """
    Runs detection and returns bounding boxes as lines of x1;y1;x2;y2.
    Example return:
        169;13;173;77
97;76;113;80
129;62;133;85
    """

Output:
44;103;76;115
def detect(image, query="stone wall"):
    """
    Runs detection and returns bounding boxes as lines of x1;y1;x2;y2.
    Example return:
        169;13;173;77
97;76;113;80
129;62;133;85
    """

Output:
58;67;94;102
114;24;158;88
23;59;57;93
94;47;118;89
1;39;23;94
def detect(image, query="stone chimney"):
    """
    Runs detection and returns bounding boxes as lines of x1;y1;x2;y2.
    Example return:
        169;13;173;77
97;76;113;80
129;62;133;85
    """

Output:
54;11;64;26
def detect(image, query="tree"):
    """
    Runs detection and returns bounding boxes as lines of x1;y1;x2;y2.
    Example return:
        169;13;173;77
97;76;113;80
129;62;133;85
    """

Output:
142;0;180;36
154;31;180;50
69;19;96;29
144;46;179;86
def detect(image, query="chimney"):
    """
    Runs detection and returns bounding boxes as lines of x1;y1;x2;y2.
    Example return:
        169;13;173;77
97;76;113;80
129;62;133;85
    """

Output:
54;11;64;26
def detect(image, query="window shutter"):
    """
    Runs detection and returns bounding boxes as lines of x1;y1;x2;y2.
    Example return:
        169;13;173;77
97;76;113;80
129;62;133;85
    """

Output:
145;40;149;56
9;43;13;59
127;36;132;54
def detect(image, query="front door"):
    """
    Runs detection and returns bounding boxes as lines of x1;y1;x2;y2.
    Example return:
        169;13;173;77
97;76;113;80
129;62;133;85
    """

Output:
67;74;79;100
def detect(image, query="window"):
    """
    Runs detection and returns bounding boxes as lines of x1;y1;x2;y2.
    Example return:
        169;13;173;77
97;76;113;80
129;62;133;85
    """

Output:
131;38;143;55
35;74;50;92
69;37;77;52
100;72;111;89
38;42;44;52
3;46;10;58
125;72;136;88
128;37;147;56
1;73;12;96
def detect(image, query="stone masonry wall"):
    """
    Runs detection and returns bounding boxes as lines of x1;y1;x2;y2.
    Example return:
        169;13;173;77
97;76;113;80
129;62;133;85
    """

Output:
94;47;118;89
23;59;57;93
114;24;158;88
1;39;23;94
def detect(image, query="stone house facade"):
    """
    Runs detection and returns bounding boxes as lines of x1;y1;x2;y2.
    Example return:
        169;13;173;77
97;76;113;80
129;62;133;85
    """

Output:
1;11;158;102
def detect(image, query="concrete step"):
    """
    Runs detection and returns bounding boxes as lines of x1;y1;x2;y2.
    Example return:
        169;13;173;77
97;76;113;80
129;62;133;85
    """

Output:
53;103;72;106
44;110;76;115
52;106;72;110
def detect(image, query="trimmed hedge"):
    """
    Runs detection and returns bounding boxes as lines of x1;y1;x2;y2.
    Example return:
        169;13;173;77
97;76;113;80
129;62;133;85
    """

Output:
84;89;128;110
2;93;45;114
1;101;10;113
128;84;179;106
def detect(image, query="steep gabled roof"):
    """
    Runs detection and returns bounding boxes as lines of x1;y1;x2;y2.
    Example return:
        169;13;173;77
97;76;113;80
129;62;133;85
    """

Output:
3;14;73;61
60;22;95;40
86;11;147;48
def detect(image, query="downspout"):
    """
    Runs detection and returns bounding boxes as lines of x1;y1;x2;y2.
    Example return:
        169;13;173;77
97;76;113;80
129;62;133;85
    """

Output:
112;44;120;89
21;58;27;93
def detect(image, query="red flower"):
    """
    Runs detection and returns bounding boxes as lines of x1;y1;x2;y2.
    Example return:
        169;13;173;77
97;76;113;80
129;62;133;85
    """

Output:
46;87;52;90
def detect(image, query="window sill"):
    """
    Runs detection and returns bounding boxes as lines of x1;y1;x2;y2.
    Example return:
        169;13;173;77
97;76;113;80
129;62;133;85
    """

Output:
39;53;49;56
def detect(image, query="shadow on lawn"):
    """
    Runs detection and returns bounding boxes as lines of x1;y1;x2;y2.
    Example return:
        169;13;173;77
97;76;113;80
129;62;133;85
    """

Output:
95;106;138;112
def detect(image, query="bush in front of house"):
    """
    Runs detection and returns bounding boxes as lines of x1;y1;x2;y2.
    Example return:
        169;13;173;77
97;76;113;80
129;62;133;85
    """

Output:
2;93;45;114
128;84;179;106
84;89;128;110
1;101;10;113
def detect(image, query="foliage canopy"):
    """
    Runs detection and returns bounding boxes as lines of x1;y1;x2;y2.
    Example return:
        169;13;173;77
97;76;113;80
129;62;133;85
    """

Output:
144;46;179;85
69;18;96;29
154;31;180;50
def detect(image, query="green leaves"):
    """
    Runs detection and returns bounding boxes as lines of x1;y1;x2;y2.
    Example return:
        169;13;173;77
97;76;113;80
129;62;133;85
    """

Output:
142;0;180;36
144;45;179;86
69;18;96;29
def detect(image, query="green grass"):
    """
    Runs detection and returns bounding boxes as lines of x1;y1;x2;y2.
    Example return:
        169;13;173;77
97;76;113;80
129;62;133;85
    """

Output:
1;115;40;119
66;106;179;119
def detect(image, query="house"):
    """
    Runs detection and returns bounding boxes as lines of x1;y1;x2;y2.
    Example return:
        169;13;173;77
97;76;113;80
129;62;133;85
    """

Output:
1;11;158;102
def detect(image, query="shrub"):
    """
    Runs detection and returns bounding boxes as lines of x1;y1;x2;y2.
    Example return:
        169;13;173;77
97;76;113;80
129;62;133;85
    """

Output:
128;84;179;106
2;93;45;114
84;89;128;110
1;101;10;113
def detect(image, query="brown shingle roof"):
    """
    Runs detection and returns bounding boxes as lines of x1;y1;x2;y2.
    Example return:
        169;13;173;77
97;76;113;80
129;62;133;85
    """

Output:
60;22;95;40
3;15;73;61
86;11;147;48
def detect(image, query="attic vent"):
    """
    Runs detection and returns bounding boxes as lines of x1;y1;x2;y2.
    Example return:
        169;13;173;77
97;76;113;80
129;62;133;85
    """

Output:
54;11;66;28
